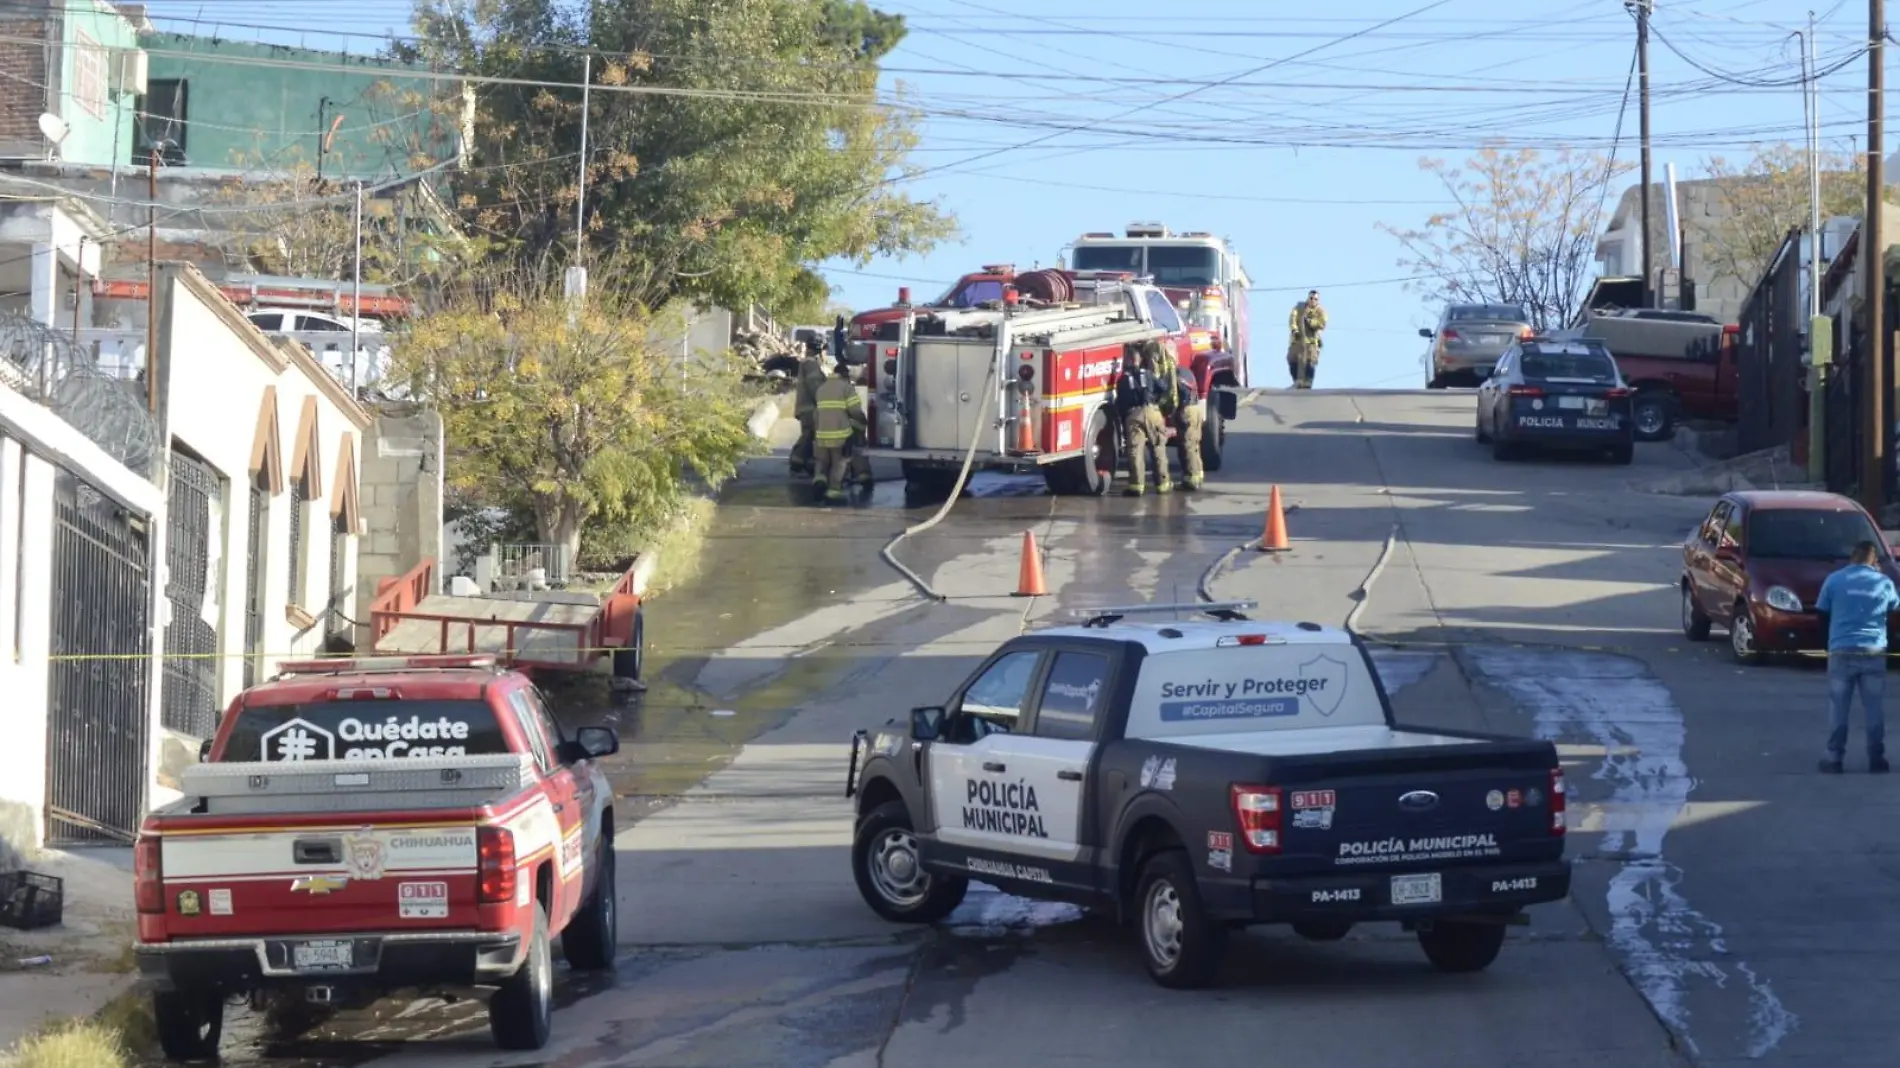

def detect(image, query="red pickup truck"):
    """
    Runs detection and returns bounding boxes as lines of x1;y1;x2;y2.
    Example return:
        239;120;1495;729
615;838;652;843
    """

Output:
133;654;620;1060
1567;311;1739;441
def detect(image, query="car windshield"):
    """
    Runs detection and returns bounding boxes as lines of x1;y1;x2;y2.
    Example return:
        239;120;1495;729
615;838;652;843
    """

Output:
941;280;1005;308
1520;351;1617;383
1071;245;1144;273
1450;304;1530;323
1746;509;1883;561
1145;246;1220;287
224;699;510;762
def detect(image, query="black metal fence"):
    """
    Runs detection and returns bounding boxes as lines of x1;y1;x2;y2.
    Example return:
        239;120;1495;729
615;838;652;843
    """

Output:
1735;232;1808;456
46;470;152;844
161;450;222;738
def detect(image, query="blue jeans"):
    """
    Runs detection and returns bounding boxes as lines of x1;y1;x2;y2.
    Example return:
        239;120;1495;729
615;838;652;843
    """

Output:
1827;651;1887;760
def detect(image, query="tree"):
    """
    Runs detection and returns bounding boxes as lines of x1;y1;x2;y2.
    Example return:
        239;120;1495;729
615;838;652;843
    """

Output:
1699;143;1880;290
410;0;954;317
1378;147;1631;331
389;263;762;560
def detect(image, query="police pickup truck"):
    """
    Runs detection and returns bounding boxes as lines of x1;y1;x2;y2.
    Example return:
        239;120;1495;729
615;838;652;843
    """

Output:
843;602;1570;989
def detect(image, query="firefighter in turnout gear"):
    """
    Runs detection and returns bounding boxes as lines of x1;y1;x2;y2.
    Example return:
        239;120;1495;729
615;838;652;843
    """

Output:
790;336;830;478
1114;342;1171;496
811;362;866;503
1172;363;1205;490
1287;289;1327;389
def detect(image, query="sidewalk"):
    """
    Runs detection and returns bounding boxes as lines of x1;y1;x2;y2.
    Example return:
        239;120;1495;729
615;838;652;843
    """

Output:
0;846;138;1052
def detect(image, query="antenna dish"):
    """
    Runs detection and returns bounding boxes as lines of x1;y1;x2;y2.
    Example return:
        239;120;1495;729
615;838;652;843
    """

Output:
37;113;68;145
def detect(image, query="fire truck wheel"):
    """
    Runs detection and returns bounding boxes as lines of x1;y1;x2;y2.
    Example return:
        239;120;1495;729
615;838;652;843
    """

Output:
1200;406;1226;472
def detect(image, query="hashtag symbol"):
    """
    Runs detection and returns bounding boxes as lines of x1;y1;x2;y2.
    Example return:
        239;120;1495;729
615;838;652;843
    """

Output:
275;729;318;761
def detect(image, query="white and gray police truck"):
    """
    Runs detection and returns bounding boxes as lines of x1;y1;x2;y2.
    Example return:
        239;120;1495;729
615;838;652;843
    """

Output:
844;601;1572;988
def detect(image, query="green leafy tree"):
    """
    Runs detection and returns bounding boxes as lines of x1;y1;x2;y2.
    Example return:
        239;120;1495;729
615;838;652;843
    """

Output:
1378;146;1632;331
390;263;762;560
410;0;954;316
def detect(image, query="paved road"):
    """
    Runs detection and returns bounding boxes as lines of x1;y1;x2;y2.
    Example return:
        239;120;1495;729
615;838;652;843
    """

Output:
217;389;1882;1067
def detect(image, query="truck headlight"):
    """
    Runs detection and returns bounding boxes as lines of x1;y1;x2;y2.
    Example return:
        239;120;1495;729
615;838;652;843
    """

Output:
1763;586;1802;612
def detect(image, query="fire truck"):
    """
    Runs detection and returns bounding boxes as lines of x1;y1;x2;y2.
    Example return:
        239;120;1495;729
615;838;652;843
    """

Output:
865;275;1237;496
845;264;1035;366
1066;224;1250;389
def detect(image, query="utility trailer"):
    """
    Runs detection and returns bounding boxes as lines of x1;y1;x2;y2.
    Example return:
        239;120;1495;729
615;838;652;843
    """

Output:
865;298;1166;496
367;558;646;682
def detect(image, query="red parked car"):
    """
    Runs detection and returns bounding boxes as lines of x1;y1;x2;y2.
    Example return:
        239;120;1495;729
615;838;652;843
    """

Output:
1680;490;1900;664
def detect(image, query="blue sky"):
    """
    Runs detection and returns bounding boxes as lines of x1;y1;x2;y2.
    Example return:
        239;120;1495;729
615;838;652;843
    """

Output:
142;0;1877;390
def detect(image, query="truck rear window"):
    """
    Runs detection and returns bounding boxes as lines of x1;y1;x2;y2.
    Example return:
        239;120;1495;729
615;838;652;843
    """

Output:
223;700;510;763
1124;644;1387;739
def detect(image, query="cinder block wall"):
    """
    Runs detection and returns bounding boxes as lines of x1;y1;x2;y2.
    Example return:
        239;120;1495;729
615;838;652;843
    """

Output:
354;405;444;639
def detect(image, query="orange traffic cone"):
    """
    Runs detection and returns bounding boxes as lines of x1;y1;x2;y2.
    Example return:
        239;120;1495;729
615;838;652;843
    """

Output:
1015;411;1037;453
1258;485;1291;552
1012;530;1048;597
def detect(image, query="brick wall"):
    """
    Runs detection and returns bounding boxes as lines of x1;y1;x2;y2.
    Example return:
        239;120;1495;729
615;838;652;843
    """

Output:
0;16;51;154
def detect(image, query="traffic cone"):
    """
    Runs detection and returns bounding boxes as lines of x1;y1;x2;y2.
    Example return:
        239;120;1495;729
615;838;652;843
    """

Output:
1012;530;1048;597
1258;485;1291;552
1015;410;1038;453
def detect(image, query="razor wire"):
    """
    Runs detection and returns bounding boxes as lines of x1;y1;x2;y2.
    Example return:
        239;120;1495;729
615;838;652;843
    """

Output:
0;313;160;478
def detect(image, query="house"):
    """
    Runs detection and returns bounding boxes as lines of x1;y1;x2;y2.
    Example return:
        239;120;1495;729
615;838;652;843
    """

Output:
1815;214;1900;499
0;0;144;169
1594;178;1752;324
0;248;366;857
135;32;465;177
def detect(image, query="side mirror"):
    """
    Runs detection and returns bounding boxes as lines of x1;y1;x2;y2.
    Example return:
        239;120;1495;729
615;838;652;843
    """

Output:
909;706;945;742
562;726;619;762
1418;328;1434;339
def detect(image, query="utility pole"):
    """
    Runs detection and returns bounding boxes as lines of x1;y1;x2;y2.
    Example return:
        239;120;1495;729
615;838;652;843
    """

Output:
1865;0;1887;514
1806;13;1829;482
146;147;159;415
1631;0;1656;308
350;180;363;395
575;52;591;259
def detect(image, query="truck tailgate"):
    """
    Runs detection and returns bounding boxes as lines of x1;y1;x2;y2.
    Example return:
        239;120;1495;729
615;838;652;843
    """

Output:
1272;745;1560;876
158;823;484;939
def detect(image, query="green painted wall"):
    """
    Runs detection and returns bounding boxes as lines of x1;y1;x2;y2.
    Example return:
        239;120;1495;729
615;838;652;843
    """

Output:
142;33;458;179
54;0;139;168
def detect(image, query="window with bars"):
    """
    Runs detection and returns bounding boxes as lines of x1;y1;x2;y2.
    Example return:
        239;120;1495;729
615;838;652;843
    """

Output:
287;479;306;606
241;478;267;690
328;514;350;637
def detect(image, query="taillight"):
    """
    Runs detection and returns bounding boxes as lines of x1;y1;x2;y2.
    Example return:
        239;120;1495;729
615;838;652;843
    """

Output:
135;835;164;914
1519;326;1535;339
1549;769;1567;836
1605;387;1632;398
1440;328;1460;340
477;826;517;904
1231;785;1283;854
1508;386;1544;397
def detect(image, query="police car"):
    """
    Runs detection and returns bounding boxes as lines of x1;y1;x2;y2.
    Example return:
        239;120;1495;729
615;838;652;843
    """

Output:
1474;339;1636;464
843;602;1572;988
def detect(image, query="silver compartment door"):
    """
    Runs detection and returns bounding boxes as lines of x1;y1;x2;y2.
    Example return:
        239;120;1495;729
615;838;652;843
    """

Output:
911;339;995;452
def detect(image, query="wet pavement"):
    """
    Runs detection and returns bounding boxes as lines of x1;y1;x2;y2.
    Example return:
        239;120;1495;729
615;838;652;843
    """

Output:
166;391;1893;1066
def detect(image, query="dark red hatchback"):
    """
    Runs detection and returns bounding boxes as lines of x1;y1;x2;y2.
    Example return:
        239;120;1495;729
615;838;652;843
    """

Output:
1680;490;1900;665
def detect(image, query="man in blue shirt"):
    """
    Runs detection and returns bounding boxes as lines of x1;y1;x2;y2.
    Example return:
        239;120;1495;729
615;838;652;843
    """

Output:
1814;540;1900;773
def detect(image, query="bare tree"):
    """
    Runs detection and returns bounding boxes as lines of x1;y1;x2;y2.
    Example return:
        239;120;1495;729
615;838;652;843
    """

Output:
1699;142;1881;290
1379;146;1633;331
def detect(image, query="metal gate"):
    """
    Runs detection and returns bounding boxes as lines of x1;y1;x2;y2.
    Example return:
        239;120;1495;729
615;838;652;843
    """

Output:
241;479;266;690
162;452;222;738
46;469;152;843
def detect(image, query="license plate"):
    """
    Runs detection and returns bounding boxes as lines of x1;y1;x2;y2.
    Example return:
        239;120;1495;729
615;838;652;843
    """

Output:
1390;873;1443;905
291;940;354;971
1557;396;1585;409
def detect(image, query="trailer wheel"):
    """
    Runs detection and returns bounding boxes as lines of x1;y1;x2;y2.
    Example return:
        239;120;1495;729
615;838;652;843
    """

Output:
612;610;644;681
1045;410;1116;496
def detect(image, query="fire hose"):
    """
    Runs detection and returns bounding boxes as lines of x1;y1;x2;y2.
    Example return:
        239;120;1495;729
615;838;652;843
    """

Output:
878;362;1000;602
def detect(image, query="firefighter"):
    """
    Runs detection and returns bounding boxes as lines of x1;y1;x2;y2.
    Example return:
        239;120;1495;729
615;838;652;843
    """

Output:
1287;289;1327;389
790;336;829;478
1114;342;1171;496
811;361;866;504
1172;362;1205;491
